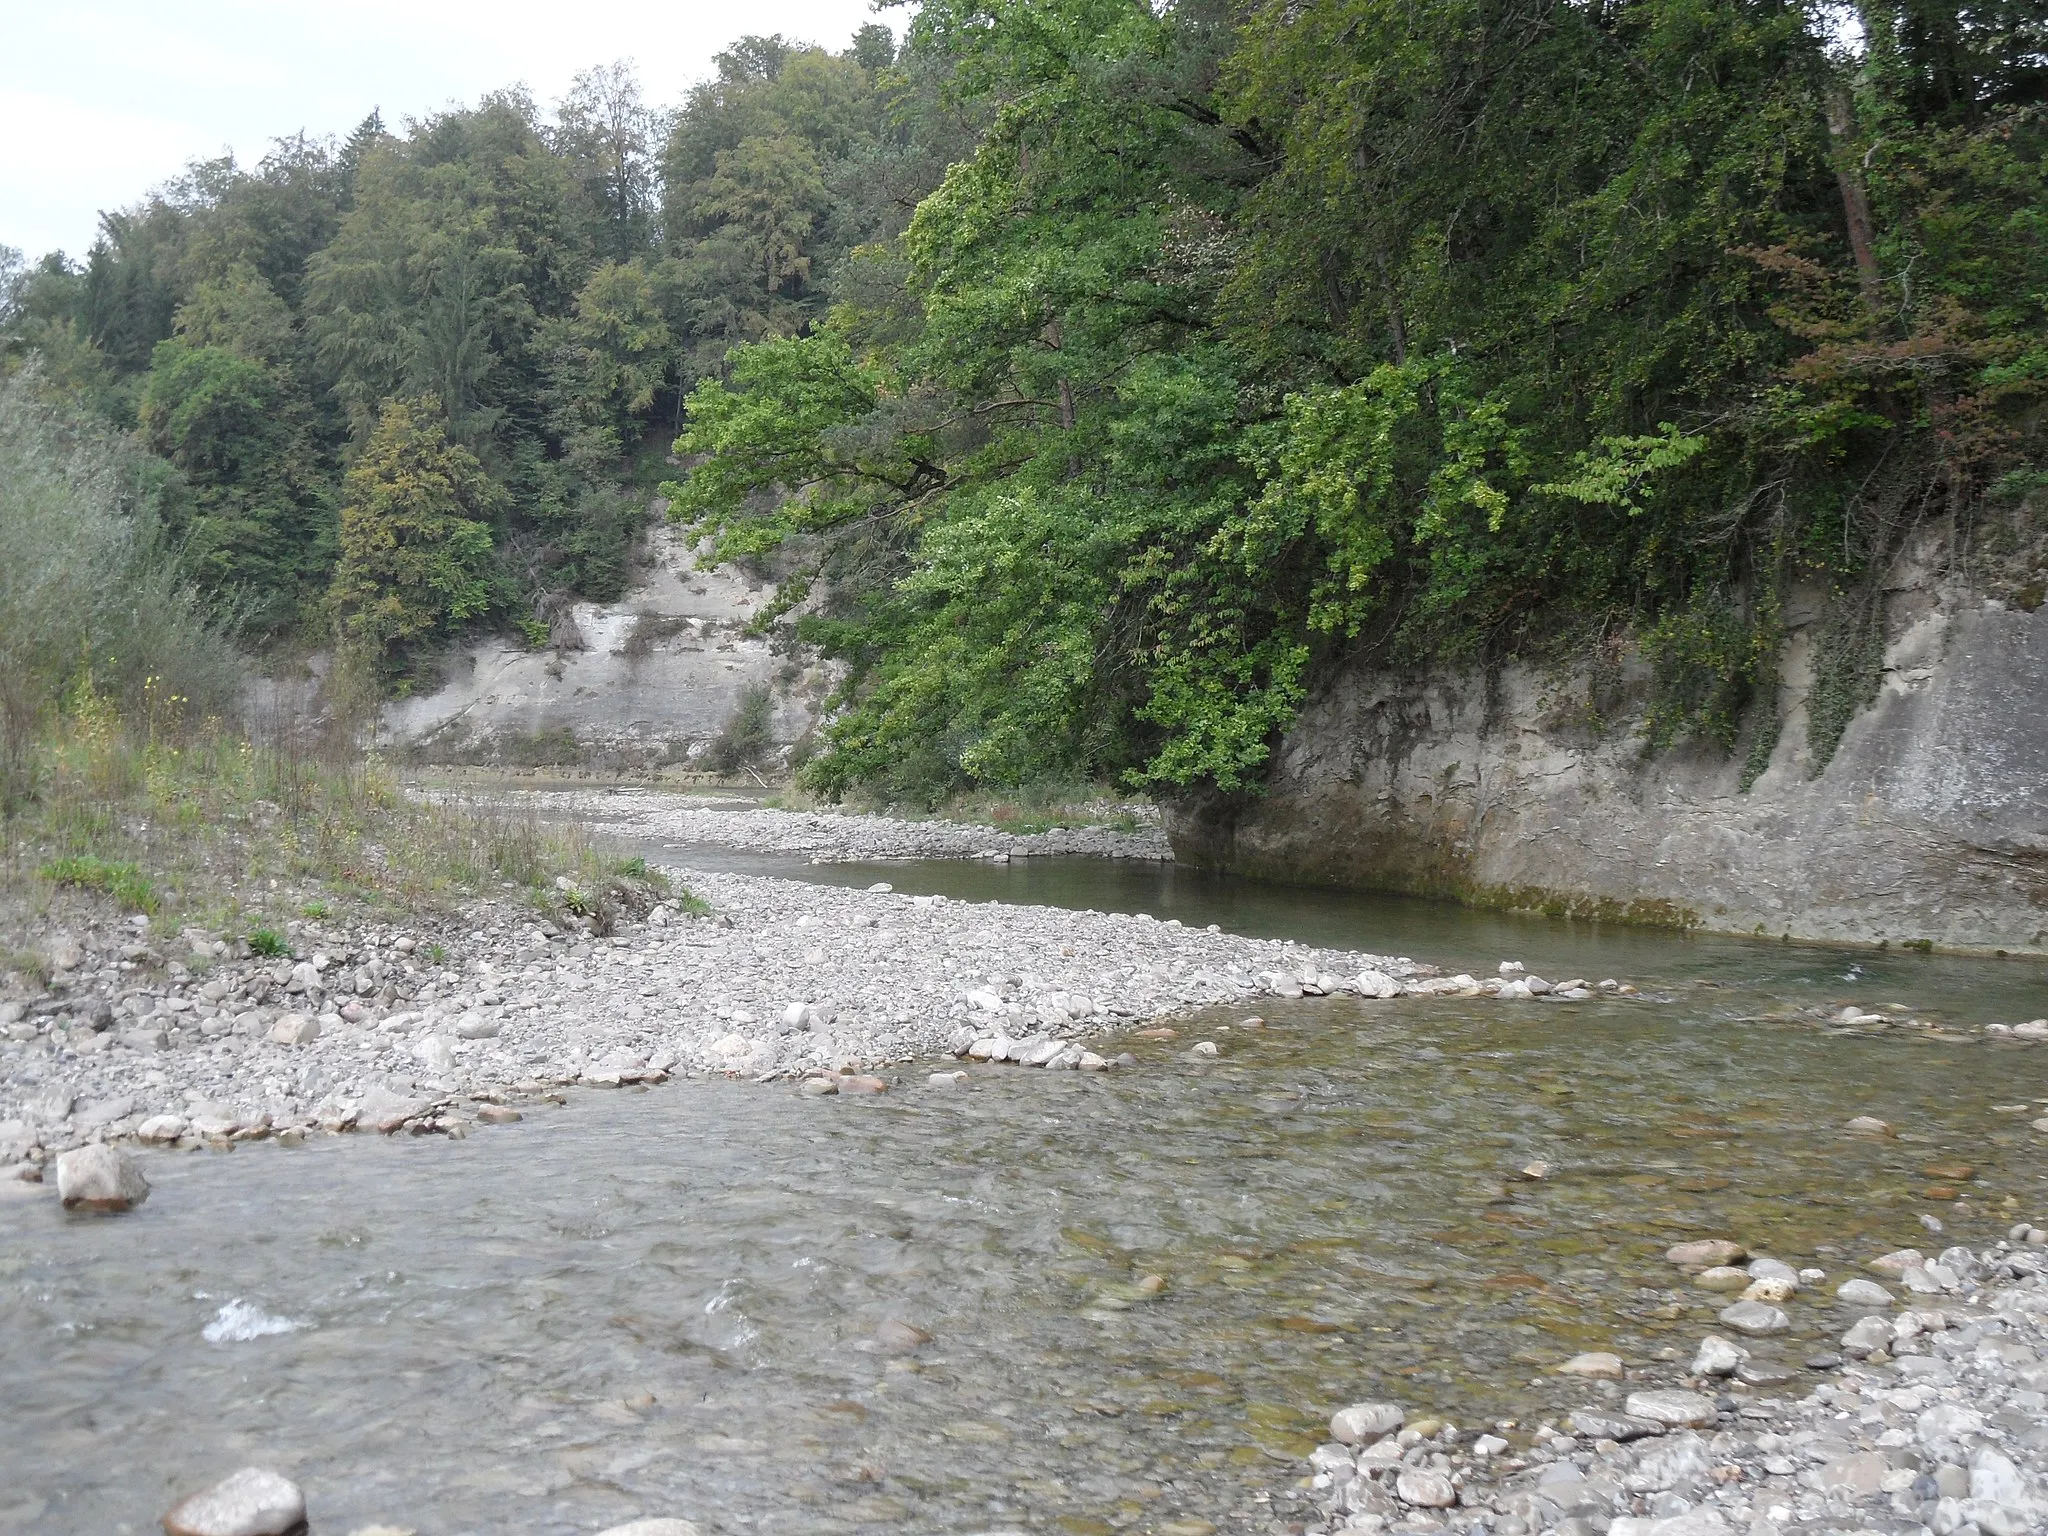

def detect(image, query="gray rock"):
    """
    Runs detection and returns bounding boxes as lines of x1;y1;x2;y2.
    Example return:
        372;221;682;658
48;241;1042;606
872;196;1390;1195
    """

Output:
1746;1257;1800;1286
1666;1239;1747;1268
452;1011;501;1039
1841;1314;1895;1355
160;1467;306;1536
354;1085;430;1134
1815;1450;1889;1496
55;1144;149;1212
74;1094;136;1130
1690;1335;1748;1376
1570;1408;1663;1441
267;1013;319;1046
1970;1447;2029;1506
1394;1469;1458;1508
1836;1277;1895;1307
1606;1514;1730;1536
1330;1401;1406;1444
1918;1403;1986;1448
1626;1432;1713;1494
1623;1390;1717;1428
1717;1299;1791;1335
413;1034;456;1073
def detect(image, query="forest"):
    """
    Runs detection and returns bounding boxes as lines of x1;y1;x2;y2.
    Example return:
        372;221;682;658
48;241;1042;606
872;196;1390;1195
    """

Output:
3;0;2045;806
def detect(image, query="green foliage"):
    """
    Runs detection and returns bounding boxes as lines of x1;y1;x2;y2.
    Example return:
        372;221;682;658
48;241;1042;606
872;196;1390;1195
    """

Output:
704;683;778;774
1805;594;1886;775
0;369;241;807
246;927;289;958
0;35;920;662
328;396;501;671
667;0;2048;802
37;854;157;912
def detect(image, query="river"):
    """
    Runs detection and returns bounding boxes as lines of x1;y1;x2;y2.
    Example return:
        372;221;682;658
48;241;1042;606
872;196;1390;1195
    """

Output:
4;824;2045;1535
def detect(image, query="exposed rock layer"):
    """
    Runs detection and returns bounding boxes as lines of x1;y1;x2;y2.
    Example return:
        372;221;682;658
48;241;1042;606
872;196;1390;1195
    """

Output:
1168;586;2048;953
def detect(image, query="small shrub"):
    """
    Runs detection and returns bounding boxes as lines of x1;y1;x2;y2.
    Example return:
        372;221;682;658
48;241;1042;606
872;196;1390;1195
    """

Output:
426;942;447;964
38;855;157;913
705;684;776;775
247;927;288;958
301;899;331;918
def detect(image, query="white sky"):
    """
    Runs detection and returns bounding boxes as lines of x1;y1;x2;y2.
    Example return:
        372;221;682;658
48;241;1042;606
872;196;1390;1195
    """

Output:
0;0;892;263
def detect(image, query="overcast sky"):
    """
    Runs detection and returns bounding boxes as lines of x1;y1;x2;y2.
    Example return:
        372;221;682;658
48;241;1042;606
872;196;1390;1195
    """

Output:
1;0;891;263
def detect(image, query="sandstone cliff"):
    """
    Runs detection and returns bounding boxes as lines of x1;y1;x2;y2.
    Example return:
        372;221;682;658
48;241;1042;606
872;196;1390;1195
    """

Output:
1168;554;2048;954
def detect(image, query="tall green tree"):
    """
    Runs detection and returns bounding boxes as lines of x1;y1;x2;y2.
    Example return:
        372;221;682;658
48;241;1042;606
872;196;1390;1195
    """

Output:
328;396;501;670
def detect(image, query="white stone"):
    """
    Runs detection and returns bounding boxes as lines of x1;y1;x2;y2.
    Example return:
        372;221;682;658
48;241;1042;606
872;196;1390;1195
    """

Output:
1331;1402;1405;1445
1623;1389;1717;1428
137;1114;188;1142
413;1035;456;1073
1836;1277;1894;1307
1394;1470;1457;1508
268;1013;319;1046
594;1522;701;1536
161;1467;307;1536
1558;1351;1625;1378
452;1011;501;1039
1690;1335;1748;1376
55;1144;150;1211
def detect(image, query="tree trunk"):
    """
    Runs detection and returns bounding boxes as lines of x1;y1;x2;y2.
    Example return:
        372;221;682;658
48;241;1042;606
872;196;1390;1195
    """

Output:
1825;87;1884;316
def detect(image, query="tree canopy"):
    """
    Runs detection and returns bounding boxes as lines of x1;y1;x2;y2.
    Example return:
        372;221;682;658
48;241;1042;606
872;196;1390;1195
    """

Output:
668;0;2048;802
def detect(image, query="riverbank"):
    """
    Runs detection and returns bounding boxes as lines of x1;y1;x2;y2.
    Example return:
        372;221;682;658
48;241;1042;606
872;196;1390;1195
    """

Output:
0;865;1416;1166
1299;1230;2048;1536
439;783;1176;862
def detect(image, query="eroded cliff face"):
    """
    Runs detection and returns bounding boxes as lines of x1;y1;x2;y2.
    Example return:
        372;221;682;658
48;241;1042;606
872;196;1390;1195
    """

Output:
1168;563;2048;953
378;523;825;771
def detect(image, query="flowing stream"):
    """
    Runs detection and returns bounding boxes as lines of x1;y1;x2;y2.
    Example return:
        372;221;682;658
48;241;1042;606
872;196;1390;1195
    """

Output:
5;827;2047;1535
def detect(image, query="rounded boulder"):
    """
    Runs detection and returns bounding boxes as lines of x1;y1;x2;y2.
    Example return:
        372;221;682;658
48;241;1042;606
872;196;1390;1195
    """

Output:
56;1144;150;1212
1330;1401;1405;1445
161;1467;306;1536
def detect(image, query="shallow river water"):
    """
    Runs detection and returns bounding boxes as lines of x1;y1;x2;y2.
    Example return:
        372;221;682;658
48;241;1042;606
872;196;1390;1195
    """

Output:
5;845;2048;1535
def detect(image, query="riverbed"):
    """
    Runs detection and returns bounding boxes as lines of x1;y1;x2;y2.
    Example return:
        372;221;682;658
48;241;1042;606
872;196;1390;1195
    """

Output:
5;789;2048;1534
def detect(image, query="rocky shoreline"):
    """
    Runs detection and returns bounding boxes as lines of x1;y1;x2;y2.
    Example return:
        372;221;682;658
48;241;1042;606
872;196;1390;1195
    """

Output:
1;865;1425;1170
1295;1231;2048;1536
456;784;1177;862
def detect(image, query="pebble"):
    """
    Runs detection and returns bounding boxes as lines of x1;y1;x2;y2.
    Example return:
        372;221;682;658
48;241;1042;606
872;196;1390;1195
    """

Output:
1394;1469;1458;1507
594;1523;701;1536
1330;1401;1405;1444
1843;1114;1894;1135
1716;1299;1791;1335
54;1143;149;1211
161;1467;306;1536
1665;1238;1746;1267
1693;1265;1751;1291
1557;1351;1624;1378
267;1013;319;1046
1622;1389;1717;1428
1568;1408;1663;1441
1690;1334;1748;1376
1836;1276;1895;1306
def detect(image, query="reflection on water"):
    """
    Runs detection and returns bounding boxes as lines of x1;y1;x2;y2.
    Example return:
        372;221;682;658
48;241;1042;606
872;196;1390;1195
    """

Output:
6;983;2048;1534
